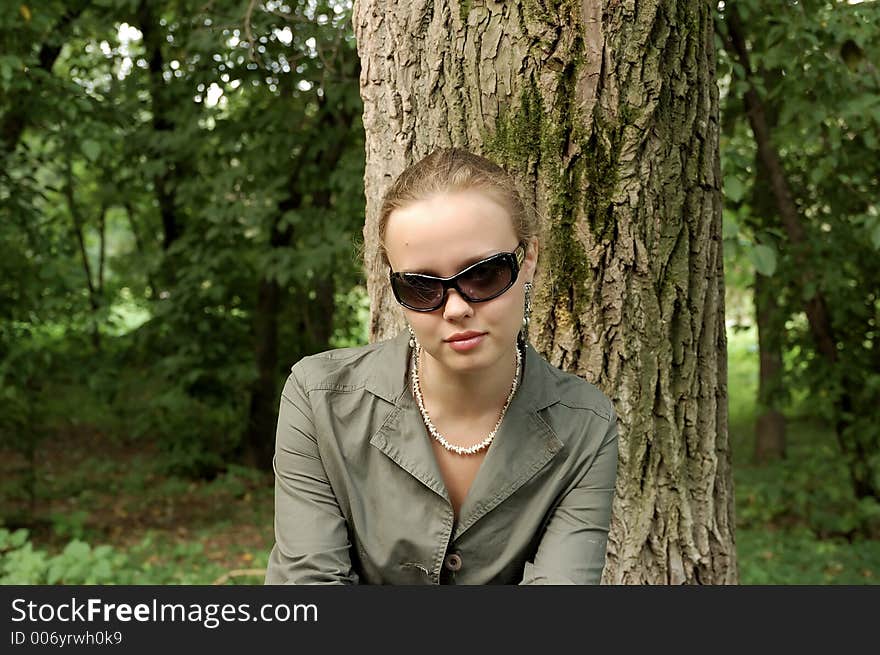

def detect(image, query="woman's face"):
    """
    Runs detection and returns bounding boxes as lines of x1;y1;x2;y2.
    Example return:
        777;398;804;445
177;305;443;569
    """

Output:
384;189;537;375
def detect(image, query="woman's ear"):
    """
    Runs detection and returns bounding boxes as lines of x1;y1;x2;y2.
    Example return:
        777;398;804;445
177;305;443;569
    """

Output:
524;238;539;282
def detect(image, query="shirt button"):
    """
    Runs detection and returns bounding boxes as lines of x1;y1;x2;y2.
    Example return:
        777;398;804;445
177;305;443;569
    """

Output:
444;553;463;572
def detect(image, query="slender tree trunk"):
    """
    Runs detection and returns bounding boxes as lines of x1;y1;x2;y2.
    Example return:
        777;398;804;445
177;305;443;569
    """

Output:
243;92;354;466
243;262;338;468
753;273;786;462
64;147;101;350
97;203;106;295
244;274;283;468
301;275;336;351
750;131;787;463
124;202;157;297
137;0;183;253
723;9;837;366
355;0;735;583
740;66;788;464
243;160;299;467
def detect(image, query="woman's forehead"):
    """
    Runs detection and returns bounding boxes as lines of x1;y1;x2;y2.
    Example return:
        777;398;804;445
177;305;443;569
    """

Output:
384;190;518;273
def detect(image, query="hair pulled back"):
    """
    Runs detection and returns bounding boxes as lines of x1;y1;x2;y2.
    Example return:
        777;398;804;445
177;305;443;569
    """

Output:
377;148;538;267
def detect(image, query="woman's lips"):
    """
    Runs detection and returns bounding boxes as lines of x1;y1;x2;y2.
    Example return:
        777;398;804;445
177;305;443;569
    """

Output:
446;333;485;352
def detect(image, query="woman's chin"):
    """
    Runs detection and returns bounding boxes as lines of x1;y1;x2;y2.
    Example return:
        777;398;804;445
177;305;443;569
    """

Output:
438;342;515;374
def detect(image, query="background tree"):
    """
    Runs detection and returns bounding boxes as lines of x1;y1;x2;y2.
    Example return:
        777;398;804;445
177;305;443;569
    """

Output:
718;0;880;519
0;0;366;482
355;0;735;583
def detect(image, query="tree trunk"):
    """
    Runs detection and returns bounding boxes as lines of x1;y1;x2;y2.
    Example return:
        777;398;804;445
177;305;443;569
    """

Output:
750;133;787;463
243;272;337;469
301;274;336;352
753;273;786;463
244;275;282;469
1;3;87;156
355;0;735;583
64;146;102;351
242;85;355;466
242;169;297;468
137;0;184;253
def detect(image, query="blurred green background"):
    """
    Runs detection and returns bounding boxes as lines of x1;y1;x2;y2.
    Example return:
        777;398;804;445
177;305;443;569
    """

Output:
1;1;878;584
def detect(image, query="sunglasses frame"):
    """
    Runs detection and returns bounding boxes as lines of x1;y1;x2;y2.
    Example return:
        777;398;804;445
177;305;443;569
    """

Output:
389;243;526;312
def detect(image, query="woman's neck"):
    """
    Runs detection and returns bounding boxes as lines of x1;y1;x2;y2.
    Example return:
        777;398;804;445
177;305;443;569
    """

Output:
416;343;520;420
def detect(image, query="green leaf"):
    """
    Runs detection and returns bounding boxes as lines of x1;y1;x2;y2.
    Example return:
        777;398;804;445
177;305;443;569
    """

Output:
722;208;740;240
748;243;777;276
871;221;880;250
724;176;747;203
81;140;101;161
63;540;90;559
0;56;22;86
10;529;29;548
802;280;817;302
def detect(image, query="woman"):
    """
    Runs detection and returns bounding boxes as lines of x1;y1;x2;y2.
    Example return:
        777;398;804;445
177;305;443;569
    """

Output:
265;148;618;584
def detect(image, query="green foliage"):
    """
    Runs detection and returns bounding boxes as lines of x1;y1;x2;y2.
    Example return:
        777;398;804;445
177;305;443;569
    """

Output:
0;426;275;584
736;436;880;538
737;528;880;585
0;529;126;585
2;0;367;481
729;326;880;582
330;285;371;348
0;527;236;585
50;510;91;541
150;392;245;477
718;0;880;500
747;242;777;277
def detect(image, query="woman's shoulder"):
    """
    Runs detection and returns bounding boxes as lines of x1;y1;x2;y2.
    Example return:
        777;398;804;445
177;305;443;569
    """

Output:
527;353;617;458
529;348;615;424
287;334;404;394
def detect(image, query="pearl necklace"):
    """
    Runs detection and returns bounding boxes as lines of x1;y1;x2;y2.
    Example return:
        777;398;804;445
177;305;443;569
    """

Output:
409;343;522;456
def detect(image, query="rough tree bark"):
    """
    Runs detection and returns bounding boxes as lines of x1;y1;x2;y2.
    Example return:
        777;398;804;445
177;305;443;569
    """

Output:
354;0;735;583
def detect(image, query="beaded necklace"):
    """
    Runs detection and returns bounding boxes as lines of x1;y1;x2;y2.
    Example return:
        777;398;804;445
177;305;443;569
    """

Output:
409;343;522;456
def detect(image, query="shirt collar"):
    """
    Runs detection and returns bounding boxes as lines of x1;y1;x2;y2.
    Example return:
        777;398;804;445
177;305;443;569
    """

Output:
366;330;565;537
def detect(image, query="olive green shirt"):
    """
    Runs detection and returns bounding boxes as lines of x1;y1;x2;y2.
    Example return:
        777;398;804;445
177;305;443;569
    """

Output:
265;330;618;585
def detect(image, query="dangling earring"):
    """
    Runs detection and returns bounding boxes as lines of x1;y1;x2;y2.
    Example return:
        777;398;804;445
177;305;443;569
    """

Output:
521;282;533;344
407;324;418;348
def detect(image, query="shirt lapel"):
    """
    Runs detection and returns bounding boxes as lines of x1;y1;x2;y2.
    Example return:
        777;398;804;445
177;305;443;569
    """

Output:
453;343;563;540
367;331;449;501
369;394;450;502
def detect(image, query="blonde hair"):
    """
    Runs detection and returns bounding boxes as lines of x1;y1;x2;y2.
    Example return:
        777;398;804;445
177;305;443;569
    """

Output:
377;148;538;267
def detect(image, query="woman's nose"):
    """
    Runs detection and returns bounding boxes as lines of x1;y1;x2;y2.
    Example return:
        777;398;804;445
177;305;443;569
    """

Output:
443;288;474;320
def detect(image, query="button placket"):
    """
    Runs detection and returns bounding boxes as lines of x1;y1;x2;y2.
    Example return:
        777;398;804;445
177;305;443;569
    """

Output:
432;509;455;584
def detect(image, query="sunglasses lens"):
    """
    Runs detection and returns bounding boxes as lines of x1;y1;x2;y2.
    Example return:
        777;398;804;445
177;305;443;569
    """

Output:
457;256;514;301
394;274;444;310
390;249;520;310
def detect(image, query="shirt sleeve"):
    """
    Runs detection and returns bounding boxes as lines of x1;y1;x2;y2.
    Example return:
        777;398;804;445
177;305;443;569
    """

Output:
519;410;619;585
264;362;359;585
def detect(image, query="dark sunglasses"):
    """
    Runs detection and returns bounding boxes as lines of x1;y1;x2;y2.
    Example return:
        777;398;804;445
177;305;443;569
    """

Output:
389;243;526;312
